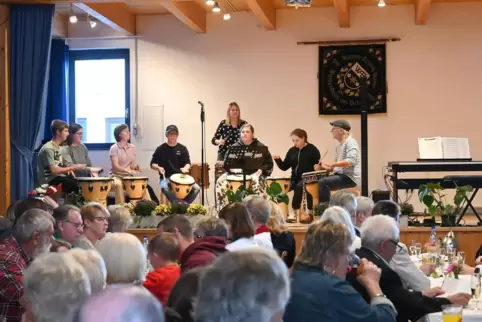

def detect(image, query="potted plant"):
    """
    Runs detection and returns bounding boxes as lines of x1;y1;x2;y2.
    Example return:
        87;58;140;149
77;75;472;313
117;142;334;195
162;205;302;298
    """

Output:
225;186;257;203
418;183;472;227
133;200;158;228
398;202;414;227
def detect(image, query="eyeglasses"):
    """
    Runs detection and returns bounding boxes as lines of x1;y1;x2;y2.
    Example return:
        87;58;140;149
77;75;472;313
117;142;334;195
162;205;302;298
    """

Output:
388;240;403;252
63;220;84;229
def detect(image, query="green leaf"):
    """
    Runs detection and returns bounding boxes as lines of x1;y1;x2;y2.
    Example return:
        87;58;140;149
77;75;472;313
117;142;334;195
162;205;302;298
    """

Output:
276;194;289;205
268;182;282;196
422;194;434;208
428;205;437;216
427;182;443;191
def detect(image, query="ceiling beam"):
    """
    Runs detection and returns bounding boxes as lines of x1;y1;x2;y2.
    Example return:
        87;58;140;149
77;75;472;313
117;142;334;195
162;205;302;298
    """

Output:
74;3;136;35
161;1;206;33
246;0;276;30
415;0;431;25
52;13;67;38
333;0;350;28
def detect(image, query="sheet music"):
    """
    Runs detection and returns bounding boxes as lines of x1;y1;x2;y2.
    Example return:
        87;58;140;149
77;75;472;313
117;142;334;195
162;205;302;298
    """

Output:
418;137;443;159
441;137;471;159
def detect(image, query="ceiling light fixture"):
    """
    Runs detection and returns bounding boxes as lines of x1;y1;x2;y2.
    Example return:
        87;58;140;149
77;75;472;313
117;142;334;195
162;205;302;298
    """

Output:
223;13;231;20
90;20;97;28
69;15;78;23
212;3;221;12
206;0;215;5
378;0;386;7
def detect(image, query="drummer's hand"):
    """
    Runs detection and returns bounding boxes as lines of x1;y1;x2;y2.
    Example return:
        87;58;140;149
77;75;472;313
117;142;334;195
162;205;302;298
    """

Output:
256;169;262;176
158;167;165;174
272;155;280;160
180;166;189;174
322;163;333;171
314;163;322;171
72;164;86;170
134;165;141;171
90;167;102;173
91;172;99;178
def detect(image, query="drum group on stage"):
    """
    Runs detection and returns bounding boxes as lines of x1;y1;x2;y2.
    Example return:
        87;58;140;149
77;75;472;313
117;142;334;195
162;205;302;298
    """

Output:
36;102;361;223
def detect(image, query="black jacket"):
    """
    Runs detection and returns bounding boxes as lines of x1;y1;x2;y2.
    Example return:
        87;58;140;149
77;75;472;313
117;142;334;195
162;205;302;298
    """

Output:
150;143;190;178
274;143;320;182
346;247;450;322
271;231;296;268
224;139;273;176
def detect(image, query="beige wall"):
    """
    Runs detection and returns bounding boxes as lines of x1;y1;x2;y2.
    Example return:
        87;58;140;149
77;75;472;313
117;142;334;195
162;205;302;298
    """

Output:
69;3;482;209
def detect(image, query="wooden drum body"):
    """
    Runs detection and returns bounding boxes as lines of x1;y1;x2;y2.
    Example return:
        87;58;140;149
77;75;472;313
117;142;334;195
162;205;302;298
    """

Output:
170;174;195;200
226;175;252;193
122;176;149;201
77;177;114;206
189;163;210;189
266;176;291;194
302;170;328;205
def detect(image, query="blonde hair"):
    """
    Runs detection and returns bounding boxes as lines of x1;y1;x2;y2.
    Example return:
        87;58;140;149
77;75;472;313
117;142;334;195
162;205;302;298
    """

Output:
226;102;241;125
266;201;286;235
96;233;146;285
80;202;110;222
107;205;133;232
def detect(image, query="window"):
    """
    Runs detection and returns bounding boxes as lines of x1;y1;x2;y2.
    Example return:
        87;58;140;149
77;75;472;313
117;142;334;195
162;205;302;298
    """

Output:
69;49;130;150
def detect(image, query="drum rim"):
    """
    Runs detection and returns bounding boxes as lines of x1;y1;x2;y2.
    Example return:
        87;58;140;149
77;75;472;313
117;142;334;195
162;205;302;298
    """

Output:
77;177;114;181
121;176;149;180
226;175;252;181
170;174;195;185
302;170;327;176
266;177;291;180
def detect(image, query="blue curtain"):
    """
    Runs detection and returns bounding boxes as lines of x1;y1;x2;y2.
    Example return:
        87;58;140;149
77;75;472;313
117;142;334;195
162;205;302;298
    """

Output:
44;39;68;140
9;4;55;202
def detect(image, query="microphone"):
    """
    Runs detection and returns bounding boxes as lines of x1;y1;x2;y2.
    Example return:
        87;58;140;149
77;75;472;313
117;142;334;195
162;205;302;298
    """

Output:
198;101;204;107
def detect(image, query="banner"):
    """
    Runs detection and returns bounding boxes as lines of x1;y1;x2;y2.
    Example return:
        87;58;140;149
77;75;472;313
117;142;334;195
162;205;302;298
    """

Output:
318;44;387;115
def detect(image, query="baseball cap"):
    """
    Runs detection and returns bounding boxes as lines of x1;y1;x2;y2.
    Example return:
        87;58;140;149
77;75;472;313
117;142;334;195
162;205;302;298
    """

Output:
165;125;179;134
330;119;351;131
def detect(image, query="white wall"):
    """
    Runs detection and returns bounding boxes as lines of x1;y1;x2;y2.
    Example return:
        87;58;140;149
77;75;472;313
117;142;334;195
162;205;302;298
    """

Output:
68;4;482;208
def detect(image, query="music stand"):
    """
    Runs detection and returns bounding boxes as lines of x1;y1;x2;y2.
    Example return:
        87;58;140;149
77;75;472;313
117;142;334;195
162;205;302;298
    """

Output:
224;145;267;190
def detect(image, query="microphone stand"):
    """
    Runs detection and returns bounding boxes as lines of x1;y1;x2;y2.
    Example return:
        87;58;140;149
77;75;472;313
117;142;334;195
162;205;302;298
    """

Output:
199;101;205;206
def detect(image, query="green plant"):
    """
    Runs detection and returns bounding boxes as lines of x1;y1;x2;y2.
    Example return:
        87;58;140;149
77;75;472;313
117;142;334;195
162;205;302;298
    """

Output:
226;186;257;203
314;202;329;217
170;202;190;215
265;182;289;205
418;183;472;216
399;202;414;216
187;204;208;216
133;200;158;217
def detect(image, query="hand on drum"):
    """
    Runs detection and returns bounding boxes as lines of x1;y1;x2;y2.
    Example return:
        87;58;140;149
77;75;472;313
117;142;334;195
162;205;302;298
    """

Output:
272;155;280;160
91;172;99;178
134;165;142;172
72;164;87;170
158;167;165;175
256;169;262;176
314;163;322;171
180;167;189;174
90;167;102;173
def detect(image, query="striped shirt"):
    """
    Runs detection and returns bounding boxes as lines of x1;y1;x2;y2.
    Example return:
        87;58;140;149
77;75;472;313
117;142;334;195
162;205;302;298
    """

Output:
334;136;361;186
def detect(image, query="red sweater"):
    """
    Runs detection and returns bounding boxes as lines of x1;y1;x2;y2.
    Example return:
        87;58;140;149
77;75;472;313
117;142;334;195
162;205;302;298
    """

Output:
143;264;181;306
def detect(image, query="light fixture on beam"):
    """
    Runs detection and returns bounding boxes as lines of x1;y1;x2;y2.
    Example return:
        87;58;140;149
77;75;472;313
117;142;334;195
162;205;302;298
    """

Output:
69;4;78;23
90;20;97;28
212;3;221;12
223;13;231;20
206;0;215;5
378;0;386;7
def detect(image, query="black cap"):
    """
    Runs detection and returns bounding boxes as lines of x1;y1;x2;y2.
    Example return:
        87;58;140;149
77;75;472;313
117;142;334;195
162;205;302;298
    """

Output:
165;125;179;134
330;119;351;131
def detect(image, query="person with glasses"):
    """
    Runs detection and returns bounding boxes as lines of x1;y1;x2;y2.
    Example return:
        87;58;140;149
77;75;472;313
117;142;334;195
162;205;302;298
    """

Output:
372;200;434;292
52;205;84;249
73;202;110;250
62;123;102;177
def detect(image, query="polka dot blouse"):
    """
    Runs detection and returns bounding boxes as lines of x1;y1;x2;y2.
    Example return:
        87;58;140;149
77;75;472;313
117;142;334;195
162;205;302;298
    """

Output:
211;119;248;156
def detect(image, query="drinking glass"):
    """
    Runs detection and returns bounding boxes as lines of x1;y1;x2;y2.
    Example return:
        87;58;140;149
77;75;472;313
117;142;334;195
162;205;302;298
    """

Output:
414;242;422;259
447;247;456;262
472;275;481;310
442;304;463;322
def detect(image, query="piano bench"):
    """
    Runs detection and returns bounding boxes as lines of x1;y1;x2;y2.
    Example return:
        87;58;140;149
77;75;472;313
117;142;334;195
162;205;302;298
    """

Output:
330;187;361;197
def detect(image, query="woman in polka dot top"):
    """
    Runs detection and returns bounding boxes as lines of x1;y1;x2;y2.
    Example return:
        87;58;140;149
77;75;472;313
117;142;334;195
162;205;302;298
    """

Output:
211;102;248;161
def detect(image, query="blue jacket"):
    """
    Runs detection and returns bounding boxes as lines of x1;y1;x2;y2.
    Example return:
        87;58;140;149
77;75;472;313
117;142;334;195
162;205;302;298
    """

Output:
283;264;397;322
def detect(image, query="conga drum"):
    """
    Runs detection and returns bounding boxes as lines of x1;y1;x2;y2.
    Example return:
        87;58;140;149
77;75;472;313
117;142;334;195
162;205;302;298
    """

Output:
226;175;252;192
189;163;210;189
302;170;328;205
122;176;149;202
77;177;114;206
169;174;196;200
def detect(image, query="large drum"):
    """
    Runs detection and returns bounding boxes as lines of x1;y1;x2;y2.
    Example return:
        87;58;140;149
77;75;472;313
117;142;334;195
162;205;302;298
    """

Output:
215;162;225;184
170;174;196;200
77;177;114;206
226;175;252;192
122;176;149;202
189;163;210;189
302;170;328;205
266;176;291;194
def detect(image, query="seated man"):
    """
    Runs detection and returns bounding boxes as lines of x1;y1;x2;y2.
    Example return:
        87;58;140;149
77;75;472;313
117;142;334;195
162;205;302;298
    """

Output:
37;120;86;194
315;120;361;204
150;125;200;204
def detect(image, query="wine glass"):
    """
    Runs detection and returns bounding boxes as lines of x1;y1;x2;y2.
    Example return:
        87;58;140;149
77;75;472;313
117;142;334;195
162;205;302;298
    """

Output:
414;242;422;259
409;241;417;256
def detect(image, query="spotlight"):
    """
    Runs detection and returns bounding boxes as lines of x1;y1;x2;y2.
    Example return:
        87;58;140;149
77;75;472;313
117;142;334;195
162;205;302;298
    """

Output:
212;3;221;12
90;20;97;28
223;13;231;20
378;0;386;7
206;0;215;5
69;15;78;23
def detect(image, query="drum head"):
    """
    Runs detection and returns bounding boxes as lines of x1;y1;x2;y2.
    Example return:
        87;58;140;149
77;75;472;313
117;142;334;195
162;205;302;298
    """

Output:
170;174;195;185
302;170;326;177
227;175;252;181
122;176;149;181
266;176;291;181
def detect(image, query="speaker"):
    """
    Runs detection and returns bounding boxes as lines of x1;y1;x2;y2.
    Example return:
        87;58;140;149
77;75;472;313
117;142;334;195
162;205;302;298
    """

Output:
371;190;391;203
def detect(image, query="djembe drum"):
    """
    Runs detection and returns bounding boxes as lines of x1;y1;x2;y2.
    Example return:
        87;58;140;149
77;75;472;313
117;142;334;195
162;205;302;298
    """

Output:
189;163;210;189
266;176;292;220
170;174;195;200
302;170;328;205
226;175;252;192
77;177;114;206
122;176;149;203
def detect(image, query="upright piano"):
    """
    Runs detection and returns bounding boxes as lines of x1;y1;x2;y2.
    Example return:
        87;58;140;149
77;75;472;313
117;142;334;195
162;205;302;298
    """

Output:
388;160;482;223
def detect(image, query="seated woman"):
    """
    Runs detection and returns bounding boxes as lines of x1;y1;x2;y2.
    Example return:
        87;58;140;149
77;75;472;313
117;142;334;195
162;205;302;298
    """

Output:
107;205;133;233
283;220;397;322
273;128;320;223
109;124;150;204
321;206;361;252
73;202;109;249
61;123;102;177
215;124;273;210
266;201;296;268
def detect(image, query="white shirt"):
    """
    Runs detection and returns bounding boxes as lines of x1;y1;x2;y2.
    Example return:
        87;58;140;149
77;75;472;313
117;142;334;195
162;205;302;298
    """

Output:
389;242;431;292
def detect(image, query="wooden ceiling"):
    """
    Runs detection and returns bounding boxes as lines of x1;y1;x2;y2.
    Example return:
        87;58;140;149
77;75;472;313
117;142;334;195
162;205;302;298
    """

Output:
15;0;477;36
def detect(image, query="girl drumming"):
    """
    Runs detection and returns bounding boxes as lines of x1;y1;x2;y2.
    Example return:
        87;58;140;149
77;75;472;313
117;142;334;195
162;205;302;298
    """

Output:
273;129;320;223
211;102;248;161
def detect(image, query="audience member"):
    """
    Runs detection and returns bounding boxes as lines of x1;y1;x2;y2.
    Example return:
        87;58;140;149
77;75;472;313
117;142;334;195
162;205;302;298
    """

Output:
107;205;133;233
329;190;358;235
52;205;83;247
165;268;202;322
67;248;107;295
266;202;296;268
348;215;471;322
218;203;261;251
157;215;227;272
73;202;109;249
96;232;146;286
321;206;360;251
143;233;181;305
284;221;396;322
23;252;90;322
0;209;54;322
195;249;290;322
243;195;273;249
355;196;374;227
75;285;164;322
0;216;12;240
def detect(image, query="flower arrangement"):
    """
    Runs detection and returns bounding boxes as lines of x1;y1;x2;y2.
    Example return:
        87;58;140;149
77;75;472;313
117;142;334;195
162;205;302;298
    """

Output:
28;184;62;197
446;262;462;279
187;204;208;216
155;204;171;216
123;203;135;215
133;200;158;217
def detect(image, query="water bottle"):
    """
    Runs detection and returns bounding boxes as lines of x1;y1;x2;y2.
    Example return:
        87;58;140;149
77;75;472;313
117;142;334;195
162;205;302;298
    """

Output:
143;235;153;274
429;226;437;246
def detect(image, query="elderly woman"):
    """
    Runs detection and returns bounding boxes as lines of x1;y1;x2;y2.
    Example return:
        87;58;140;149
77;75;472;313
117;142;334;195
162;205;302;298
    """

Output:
67;248;107;295
96;232;146;286
283;220;397;322
107;205;133;233
321;206;361;251
195;249;290;322
73;202;109;249
267;201;296;268
329;189;359;235
215;124;274;210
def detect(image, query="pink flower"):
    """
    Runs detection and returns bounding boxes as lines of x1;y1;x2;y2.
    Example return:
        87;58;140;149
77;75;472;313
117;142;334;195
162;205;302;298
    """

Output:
446;263;455;273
